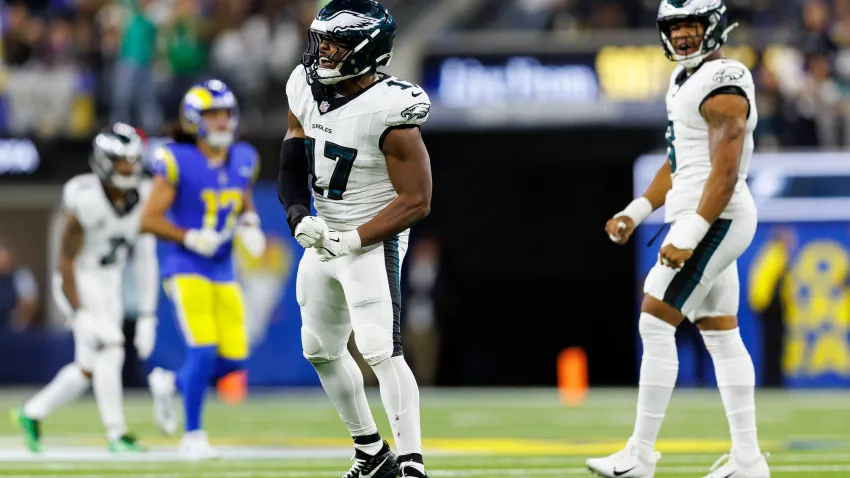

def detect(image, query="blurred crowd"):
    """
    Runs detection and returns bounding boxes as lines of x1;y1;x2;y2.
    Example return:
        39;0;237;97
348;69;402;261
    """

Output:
471;0;850;148
1;0;322;137
3;0;850;147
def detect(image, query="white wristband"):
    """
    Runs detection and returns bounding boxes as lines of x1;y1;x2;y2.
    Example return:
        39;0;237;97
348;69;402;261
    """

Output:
667;214;711;250
343;230;362;250
239;211;261;227
615;197;654;226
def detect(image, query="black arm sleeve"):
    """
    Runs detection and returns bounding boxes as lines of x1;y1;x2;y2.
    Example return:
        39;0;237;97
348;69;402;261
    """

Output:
278;137;311;235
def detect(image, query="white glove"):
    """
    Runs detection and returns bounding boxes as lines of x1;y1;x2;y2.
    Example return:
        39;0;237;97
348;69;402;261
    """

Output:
315;229;361;262
294;216;327;248
237;211;266;257
134;314;157;360
183;228;223;257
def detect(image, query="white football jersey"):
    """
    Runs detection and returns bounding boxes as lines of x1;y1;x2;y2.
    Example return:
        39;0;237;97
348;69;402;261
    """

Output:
61;174;152;277
286;65;431;231
664;58;758;222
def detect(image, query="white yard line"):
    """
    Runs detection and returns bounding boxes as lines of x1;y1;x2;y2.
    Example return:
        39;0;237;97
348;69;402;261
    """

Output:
10;465;850;478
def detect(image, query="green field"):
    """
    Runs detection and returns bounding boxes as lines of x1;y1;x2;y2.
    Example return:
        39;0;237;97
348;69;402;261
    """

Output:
0;388;848;477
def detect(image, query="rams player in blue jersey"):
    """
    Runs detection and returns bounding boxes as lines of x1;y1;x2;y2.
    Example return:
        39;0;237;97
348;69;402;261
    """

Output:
140;80;266;460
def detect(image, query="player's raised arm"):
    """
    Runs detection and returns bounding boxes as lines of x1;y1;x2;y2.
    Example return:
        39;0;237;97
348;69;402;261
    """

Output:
356;127;432;247
58;213;84;310
696;93;748;224
278;108;313;235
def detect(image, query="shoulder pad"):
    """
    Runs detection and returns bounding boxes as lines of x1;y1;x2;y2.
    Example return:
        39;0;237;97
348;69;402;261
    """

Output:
153;144;180;185
233;142;261;182
383;78;431;127
62;174;99;215
699;59;753;92
286;65;309;113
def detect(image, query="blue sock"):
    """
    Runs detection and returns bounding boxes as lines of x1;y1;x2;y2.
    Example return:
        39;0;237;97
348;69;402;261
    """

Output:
211;356;245;384
178;346;216;432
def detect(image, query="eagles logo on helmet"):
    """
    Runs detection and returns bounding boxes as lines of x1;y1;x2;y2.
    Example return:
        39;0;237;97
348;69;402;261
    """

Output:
302;0;396;86
91;122;144;191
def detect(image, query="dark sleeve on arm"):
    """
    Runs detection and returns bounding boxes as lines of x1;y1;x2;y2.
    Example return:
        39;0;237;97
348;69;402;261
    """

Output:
277;137;312;235
700;85;750;118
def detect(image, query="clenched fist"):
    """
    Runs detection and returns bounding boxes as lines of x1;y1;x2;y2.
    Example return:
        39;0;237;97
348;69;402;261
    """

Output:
659;244;694;270
605;216;636;245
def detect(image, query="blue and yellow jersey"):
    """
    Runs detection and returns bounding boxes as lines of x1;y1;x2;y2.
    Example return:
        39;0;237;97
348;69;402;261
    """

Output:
153;141;260;282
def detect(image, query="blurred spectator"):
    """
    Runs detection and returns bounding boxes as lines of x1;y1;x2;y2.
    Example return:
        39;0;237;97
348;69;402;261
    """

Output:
798;0;837;55
801;51;846;146
2;0;850;144
160;0;209;121
404;236;441;386
209;0;268;123
110;0;163;132
3;2;39;66
0;240;40;332
748;227;798;388
546;0;580;32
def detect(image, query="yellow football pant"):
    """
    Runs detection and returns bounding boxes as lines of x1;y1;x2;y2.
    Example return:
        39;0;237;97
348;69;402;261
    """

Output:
166;275;248;360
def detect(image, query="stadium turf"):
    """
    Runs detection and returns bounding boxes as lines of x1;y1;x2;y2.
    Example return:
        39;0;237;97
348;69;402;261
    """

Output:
0;388;847;477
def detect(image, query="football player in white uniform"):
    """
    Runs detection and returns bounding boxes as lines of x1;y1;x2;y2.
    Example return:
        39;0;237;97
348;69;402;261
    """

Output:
277;1;432;477
587;1;769;478
12;123;159;453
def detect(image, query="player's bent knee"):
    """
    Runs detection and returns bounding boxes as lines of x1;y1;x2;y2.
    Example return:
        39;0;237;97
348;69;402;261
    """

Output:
639;313;677;342
640;294;684;327
695;315;738;331
301;327;346;364
353;324;393;367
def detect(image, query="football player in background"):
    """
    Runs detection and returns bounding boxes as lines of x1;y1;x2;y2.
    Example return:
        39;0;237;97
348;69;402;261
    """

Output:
141;80;265;460
12;123;158;453
588;1;769;478
278;1;432;477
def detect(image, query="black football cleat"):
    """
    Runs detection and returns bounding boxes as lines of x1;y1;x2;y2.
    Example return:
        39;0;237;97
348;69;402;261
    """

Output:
343;440;399;478
399;460;429;477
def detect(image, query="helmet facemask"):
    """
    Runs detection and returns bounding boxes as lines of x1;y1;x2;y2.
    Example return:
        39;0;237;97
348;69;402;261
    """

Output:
303;28;391;85
657;4;738;69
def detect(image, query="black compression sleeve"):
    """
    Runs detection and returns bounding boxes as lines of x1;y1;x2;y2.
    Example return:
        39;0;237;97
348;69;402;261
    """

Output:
278;137;312;235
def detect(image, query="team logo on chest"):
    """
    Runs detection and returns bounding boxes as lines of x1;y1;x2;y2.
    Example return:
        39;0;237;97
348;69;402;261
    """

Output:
319;101;330;113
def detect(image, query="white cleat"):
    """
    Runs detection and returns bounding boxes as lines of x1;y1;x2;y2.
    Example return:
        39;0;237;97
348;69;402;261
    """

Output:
703;453;770;478
586;438;660;478
179;430;219;461
148;367;178;435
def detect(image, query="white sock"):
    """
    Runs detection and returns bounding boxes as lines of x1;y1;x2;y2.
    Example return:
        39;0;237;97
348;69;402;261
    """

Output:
93;346;127;441
371;355;422;457
701;328;762;464
23;364;90;419
313;352;379;439
632;313;679;461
